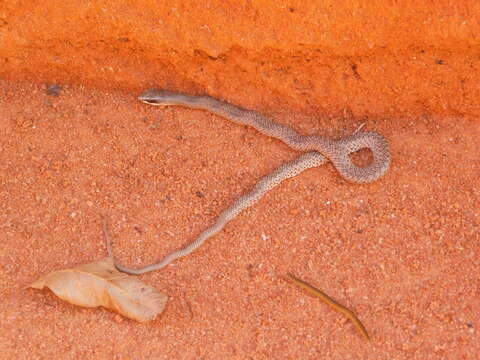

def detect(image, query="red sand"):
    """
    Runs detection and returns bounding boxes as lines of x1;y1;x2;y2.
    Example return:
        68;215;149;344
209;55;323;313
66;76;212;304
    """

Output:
0;81;478;359
1;1;480;358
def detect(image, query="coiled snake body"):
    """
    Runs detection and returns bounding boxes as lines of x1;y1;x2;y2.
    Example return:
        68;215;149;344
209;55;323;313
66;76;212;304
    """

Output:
108;90;391;275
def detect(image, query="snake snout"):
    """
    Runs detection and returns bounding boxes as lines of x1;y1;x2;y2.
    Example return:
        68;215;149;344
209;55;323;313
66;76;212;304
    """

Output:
140;98;161;105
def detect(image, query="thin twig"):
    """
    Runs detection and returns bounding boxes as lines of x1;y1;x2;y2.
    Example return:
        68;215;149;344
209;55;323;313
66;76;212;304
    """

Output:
101;215;114;258
284;273;370;341
352;122;366;135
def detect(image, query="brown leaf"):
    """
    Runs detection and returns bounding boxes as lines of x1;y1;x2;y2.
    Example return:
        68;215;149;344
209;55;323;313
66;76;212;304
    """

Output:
29;257;168;322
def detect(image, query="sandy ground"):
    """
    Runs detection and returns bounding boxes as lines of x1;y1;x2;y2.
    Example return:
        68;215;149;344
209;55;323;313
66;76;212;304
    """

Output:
0;81;478;359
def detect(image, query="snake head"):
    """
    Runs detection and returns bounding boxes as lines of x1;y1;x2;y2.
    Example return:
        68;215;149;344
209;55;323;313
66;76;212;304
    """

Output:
138;89;176;106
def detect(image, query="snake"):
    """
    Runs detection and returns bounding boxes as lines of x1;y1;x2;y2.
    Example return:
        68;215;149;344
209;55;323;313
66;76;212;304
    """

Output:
107;90;391;275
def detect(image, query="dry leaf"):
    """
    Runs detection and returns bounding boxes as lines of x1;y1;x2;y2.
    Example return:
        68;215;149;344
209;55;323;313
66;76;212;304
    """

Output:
29;257;167;322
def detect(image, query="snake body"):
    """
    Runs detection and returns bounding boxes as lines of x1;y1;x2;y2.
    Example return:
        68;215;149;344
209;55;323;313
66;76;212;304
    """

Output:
108;90;390;275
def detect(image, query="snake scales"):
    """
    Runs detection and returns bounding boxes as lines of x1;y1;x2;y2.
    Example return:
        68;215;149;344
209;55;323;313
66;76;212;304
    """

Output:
107;90;391;275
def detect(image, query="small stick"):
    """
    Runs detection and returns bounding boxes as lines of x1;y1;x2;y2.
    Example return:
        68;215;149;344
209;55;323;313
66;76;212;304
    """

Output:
352;122;366;135
284;273;370;341
101;215;114;258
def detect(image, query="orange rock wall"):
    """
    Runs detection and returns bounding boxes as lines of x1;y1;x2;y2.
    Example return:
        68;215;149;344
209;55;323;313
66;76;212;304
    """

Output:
1;0;479;118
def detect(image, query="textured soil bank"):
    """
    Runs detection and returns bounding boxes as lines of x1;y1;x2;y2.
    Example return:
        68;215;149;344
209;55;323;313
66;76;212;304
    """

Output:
0;1;479;359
